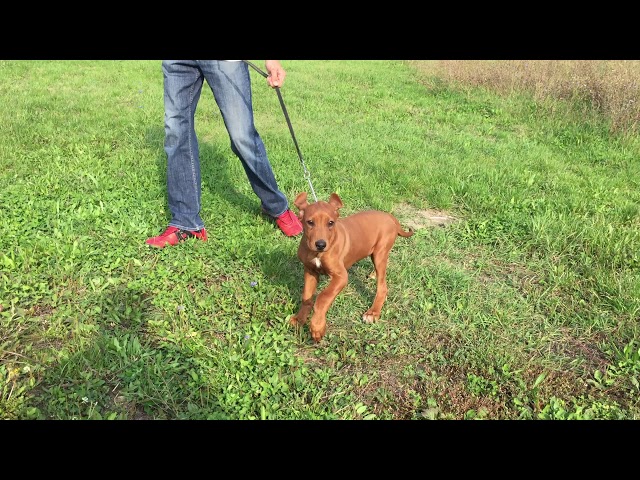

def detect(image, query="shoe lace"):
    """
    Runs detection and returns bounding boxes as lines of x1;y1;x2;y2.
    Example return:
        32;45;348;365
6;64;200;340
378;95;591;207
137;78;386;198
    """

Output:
160;226;179;237
280;210;295;224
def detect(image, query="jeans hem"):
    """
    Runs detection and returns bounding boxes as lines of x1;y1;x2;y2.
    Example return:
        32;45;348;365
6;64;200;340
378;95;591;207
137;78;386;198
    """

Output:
169;223;206;232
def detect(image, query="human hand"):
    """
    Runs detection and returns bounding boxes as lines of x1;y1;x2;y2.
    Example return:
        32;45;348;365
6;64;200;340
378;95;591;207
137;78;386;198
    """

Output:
265;60;286;88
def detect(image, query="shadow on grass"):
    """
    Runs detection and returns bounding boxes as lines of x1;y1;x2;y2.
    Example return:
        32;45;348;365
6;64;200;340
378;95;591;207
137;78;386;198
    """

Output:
27;279;233;420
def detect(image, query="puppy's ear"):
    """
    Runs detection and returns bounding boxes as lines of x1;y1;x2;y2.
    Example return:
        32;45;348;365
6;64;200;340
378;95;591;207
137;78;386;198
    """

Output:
294;192;308;209
328;193;344;211
294;192;309;218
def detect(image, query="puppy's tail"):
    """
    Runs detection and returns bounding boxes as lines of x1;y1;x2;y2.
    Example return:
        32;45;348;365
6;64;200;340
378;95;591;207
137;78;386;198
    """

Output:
393;216;414;237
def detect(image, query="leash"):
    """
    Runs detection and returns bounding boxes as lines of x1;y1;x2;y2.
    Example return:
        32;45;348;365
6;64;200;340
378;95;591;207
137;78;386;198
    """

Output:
243;60;318;202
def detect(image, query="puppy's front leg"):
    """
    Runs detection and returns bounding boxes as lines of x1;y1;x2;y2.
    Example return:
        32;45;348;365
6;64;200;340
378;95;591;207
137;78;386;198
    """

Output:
309;269;348;342
290;268;319;327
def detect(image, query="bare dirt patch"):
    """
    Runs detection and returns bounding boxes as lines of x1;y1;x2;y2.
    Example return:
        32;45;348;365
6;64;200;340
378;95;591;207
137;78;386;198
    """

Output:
393;202;458;230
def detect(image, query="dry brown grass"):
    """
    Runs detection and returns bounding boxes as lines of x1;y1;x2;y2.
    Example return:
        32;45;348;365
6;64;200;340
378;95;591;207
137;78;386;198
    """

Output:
408;60;640;136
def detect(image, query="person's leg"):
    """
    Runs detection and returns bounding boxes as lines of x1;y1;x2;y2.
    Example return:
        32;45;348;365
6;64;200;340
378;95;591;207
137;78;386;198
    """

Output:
163;60;206;230
199;60;290;217
146;60;208;248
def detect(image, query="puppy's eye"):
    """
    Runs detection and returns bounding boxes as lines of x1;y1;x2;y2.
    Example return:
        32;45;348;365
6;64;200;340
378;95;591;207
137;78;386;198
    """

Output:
306;220;314;227
328;221;335;227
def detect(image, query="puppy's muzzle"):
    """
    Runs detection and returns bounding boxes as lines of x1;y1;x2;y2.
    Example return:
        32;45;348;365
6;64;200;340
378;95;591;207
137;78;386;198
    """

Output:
315;239;327;251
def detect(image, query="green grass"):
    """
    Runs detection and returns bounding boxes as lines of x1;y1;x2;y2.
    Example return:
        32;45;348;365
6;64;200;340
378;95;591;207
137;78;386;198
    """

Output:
1;60;639;420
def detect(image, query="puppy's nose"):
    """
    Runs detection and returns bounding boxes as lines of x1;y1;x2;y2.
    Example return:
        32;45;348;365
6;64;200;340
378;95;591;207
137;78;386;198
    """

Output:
315;239;326;251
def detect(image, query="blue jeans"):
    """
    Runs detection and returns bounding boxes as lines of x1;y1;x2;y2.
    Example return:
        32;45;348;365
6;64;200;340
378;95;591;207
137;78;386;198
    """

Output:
162;60;290;231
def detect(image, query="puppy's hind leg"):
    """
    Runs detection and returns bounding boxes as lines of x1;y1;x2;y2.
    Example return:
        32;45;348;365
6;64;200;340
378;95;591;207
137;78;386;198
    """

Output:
362;247;392;323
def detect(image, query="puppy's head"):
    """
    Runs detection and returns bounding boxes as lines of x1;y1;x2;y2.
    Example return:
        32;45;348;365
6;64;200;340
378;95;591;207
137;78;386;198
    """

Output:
294;192;343;252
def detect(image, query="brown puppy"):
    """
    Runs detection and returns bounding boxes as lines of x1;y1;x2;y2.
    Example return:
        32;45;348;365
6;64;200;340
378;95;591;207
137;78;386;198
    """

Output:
290;192;414;342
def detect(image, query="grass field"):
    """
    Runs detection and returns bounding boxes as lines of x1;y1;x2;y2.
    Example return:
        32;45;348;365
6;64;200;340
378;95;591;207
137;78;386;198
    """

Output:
1;60;639;420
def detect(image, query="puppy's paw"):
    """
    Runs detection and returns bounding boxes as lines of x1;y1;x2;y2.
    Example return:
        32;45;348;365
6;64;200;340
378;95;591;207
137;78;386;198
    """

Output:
310;327;326;343
362;310;380;324
309;318;327;343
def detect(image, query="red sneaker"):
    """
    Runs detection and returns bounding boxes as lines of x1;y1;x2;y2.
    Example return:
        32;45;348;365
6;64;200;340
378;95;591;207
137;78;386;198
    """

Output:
274;209;303;237
145;226;208;248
